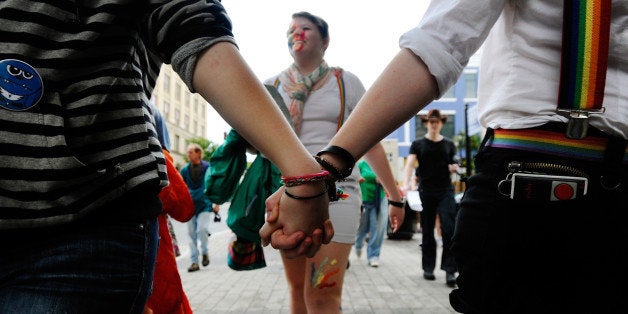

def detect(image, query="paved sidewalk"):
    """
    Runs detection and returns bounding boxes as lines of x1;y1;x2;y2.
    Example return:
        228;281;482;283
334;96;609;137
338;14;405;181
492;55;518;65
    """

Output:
176;222;456;314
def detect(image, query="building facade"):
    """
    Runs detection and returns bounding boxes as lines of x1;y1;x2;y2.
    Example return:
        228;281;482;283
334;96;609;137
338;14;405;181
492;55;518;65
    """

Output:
151;64;208;168
385;50;483;160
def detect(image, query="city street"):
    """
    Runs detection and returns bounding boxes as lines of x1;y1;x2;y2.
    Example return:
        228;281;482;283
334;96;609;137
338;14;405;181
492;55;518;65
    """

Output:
172;205;456;313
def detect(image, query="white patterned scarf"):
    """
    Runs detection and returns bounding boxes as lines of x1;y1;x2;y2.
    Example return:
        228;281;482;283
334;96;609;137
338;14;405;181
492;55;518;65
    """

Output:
278;61;330;134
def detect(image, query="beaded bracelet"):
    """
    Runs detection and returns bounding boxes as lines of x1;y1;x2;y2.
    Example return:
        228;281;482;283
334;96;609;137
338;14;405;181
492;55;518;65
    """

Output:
281;170;331;187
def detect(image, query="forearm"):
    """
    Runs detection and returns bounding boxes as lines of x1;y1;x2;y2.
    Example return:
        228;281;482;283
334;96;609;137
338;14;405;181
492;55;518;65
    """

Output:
192;42;320;177
328;49;437;163
363;144;402;202
402;164;412;188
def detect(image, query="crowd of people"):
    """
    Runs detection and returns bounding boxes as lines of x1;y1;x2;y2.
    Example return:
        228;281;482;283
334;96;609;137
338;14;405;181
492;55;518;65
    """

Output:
1;1;625;314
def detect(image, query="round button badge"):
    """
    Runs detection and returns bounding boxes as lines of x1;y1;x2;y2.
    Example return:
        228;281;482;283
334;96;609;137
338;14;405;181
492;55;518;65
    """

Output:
553;182;575;201
0;59;44;111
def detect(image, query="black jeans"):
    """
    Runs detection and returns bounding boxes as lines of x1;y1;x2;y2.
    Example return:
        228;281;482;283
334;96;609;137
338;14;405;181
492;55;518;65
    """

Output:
449;131;628;314
419;188;457;274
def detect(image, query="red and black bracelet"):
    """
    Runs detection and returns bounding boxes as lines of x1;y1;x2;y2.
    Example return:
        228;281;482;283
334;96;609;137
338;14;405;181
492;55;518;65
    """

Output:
281;170;330;187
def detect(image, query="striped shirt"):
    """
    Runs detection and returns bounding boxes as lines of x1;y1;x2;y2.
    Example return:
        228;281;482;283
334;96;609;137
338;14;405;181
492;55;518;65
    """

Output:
0;0;235;229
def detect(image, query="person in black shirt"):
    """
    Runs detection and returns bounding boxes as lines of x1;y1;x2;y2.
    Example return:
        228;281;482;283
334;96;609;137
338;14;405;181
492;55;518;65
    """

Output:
402;109;459;287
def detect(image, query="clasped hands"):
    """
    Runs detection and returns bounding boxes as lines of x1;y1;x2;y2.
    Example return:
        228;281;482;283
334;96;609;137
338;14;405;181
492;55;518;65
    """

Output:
259;185;334;258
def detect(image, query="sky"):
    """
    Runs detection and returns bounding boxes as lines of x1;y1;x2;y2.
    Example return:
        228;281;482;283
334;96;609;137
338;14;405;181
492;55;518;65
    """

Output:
205;0;431;143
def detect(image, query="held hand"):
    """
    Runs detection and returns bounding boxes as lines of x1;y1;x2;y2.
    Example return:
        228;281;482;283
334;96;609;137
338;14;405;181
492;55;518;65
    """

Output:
449;163;460;174
388;204;405;233
401;183;411;193
259;185;334;257
260;187;290;247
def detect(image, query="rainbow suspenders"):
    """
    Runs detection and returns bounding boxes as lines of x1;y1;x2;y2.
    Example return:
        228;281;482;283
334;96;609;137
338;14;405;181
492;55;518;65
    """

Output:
557;0;611;139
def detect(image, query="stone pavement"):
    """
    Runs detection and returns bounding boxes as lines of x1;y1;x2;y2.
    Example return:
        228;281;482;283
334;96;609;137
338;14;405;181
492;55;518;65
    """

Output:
174;215;457;314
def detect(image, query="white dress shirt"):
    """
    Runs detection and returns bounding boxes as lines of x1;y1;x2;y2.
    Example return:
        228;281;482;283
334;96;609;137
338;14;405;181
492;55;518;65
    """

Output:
400;0;627;139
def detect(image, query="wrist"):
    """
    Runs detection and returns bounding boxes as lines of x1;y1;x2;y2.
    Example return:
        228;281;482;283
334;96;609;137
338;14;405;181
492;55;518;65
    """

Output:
284;181;327;199
285;184;328;200
280;156;324;178
388;199;405;208
315;145;356;180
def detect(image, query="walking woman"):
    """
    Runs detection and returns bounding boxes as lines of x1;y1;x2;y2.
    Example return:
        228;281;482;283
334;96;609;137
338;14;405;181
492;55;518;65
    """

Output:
264;11;404;313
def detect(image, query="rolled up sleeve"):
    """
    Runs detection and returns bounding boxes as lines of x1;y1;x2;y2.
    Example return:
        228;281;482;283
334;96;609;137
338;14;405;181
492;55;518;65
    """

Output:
142;0;236;92
399;0;505;97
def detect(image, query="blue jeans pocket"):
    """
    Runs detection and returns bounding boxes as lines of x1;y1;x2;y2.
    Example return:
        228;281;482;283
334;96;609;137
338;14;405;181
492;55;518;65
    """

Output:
0;218;158;314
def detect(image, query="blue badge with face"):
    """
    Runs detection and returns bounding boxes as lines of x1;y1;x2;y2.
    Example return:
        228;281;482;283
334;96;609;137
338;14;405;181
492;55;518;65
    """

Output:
0;59;44;111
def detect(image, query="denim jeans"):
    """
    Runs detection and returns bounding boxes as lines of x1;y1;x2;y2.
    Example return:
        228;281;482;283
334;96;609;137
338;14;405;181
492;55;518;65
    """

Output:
187;211;211;264
449;136;628;314
0;215;159;313
355;198;388;260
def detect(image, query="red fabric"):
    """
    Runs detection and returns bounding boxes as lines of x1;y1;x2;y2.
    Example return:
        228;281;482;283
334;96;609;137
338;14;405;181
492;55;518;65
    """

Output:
145;149;194;314
159;150;195;222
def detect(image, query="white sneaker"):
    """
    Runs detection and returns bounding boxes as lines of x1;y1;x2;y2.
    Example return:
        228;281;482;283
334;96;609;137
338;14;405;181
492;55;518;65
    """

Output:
368;257;379;267
355;249;362;259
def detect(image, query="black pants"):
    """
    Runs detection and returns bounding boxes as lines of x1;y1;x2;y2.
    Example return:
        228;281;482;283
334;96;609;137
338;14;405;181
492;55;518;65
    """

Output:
419;188;457;274
449;132;628;314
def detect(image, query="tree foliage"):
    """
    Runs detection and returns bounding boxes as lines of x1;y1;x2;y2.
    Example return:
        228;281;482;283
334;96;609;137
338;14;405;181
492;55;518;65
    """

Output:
453;131;482;175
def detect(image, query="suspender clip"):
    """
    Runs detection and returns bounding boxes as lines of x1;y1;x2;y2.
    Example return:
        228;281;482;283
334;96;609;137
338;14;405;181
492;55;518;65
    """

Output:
557;108;604;139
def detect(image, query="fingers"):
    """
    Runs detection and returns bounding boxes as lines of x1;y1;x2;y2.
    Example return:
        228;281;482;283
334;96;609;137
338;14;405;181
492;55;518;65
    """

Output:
259;222;272;247
389;207;405;233
322;219;334;244
265;202;280;223
264;187;283;223
282;236;313;259
303;229;323;258
390;216;400;233
260;187;284;246
269;229;305;250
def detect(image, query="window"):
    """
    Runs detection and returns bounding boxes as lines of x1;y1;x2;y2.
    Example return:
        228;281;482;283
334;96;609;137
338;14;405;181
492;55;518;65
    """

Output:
163;101;170;114
163;74;170;94
184;114;189;130
442;86;455;98
175;109;180;123
175;83;181;100
464;72;478;99
174;135;180;153
193;121;198;135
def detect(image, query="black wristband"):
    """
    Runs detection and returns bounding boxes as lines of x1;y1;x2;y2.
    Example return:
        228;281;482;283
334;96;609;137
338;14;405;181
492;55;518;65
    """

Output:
284;187;328;200
388;199;405;208
314;156;344;180
316;145;355;179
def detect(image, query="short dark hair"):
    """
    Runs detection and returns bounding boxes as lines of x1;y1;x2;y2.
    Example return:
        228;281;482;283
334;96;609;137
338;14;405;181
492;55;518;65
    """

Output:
420;109;447;123
291;11;329;40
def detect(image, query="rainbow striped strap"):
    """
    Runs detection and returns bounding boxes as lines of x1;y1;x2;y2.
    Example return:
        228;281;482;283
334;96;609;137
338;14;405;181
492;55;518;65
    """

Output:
557;0;611;112
332;68;346;131
486;129;628;164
